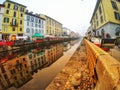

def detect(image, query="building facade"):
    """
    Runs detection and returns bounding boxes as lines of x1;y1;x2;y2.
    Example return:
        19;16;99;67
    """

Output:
27;48;46;74
0;4;5;41
0;54;32;89
45;44;63;65
24;12;45;40
90;0;120;39
62;27;71;38
41;14;63;37
2;0;26;41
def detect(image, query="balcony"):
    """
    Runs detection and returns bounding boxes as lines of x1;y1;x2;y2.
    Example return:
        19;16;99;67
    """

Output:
10;22;18;26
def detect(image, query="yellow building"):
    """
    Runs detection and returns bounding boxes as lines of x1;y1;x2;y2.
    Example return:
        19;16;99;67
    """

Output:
45;44;63;65
2;0;26;41
0;54;32;88
40;14;63;37
90;0;120;38
0;66;10;90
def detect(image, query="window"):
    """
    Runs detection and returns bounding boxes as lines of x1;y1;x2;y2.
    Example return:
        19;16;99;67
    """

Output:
35;24;37;27
24;64;27;68
32;23;34;27
26;28;30;33
99;6;102;14
27;22;29;26
4;74;8;79
97;31;100;36
101;29;105;38
14;76;17;80
21;13;23;17
31;17;34;22
20;72;23;77
12;18;17;25
6;10;9;14
14;5;18;10
111;1;118;10
32;29;34;33
100;16;103;23
36;29;38;33
29;54;32;59
10;69;16;74
35;18;38;23
20;20;22;24
7;3;10;8
39;19;41;23
20;28;22;31
4;27;8;32
13;12;16;17
20;7;24;12
1;65;5;73
27;16;30;21
114;12;120;20
39;30;41;33
13;27;15;31
4;17;9;23
26;70;28;73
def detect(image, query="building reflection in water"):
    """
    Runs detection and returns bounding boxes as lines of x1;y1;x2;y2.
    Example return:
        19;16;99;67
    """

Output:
0;41;77;90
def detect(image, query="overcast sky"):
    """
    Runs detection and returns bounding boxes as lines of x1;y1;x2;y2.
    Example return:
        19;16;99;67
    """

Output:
0;0;97;36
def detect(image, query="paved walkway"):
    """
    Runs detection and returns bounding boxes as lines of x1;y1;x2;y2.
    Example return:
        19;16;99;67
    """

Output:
46;42;93;90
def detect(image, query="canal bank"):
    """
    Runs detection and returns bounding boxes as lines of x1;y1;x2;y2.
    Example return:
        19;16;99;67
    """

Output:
7;40;81;90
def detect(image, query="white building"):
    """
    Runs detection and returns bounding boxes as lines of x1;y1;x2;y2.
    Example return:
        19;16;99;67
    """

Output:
24;11;45;40
0;4;5;41
62;27;71;38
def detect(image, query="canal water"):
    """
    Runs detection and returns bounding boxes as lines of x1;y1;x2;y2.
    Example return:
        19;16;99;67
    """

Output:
6;40;81;90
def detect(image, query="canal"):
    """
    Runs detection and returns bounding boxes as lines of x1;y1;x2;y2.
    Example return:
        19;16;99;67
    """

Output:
7;40;81;90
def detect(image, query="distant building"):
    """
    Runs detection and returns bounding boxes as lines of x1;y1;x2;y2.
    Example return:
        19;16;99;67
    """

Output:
40;14;63;37
0;4;5;41
62;27;71;38
90;0;120;39
2;0;27;41
24;12;45;40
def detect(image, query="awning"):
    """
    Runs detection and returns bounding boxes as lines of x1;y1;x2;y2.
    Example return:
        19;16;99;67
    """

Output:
45;34;55;38
32;33;44;38
0;42;6;46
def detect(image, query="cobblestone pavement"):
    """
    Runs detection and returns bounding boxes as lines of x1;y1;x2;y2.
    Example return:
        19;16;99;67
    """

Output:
46;43;94;90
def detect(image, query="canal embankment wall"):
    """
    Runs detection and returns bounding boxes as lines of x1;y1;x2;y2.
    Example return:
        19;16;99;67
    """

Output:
46;39;120;90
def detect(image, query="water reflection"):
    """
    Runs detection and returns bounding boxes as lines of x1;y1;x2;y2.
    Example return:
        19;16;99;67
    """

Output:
0;41;77;90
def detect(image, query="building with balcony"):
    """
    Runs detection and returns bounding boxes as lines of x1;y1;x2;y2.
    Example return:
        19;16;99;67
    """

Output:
0;4;5;41
90;0;120;39
2;0;26;41
0;54;32;88
24;12;45;40
40;14;63;37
